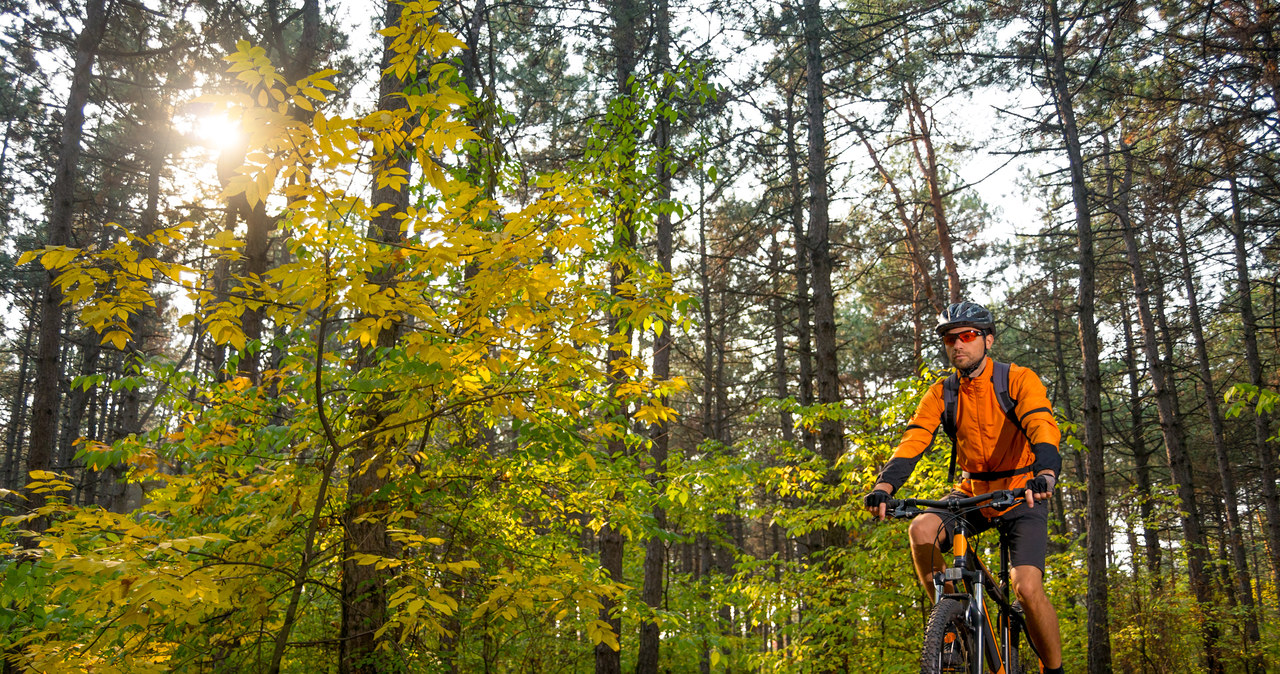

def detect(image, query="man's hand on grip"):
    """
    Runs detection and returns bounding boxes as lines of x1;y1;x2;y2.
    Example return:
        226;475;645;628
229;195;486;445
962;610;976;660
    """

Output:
1024;474;1055;508
864;488;891;521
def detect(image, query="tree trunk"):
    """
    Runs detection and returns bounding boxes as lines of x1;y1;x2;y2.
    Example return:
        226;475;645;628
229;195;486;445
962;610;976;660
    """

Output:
771;228;795;442
60;338;100;473
905;83;961;304
1227;174;1280;611
597;1;641;670
1048;269;1080;539
339;4;410;671
637;0;671;668
1119;296;1162;579
699;182;714;443
241;0;319;381
803;0;844;551
110;92;171;511
3;304;34;491
26;0;110;532
784;87;815;455
1110;138;1217;671
1045;2;1111;668
855;126;939;313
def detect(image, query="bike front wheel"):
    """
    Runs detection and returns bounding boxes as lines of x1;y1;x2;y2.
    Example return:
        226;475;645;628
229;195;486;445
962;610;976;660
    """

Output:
921;597;977;674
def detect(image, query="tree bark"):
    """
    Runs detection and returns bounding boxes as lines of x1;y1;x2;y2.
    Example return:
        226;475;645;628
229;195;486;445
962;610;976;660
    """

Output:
904;83;961;304
3;304;34;491
110;91;171;512
784;88;815;455
771;227;795;442
1173;209;1261;654
803;0;844;551
1119;296;1162;579
1110;138;1217;671
1227;174;1280;612
339;4;409;671
26;0;111;532
636;0;671;668
239;0;319;381
855;126;939;314
1044;2;1111;668
597;1;641;671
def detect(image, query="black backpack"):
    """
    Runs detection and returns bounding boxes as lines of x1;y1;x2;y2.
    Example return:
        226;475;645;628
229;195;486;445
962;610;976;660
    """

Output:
939;360;1035;482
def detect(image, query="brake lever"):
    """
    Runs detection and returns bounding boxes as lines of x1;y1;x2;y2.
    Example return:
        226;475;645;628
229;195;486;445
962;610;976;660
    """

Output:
886;500;918;519
989;490;1020;509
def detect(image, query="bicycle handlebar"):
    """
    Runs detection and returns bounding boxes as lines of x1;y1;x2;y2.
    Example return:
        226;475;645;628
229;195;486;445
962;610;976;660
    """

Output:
886;489;1023;519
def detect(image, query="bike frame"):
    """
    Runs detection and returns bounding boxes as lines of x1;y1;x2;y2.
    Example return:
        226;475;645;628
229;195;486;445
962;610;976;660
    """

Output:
890;490;1041;674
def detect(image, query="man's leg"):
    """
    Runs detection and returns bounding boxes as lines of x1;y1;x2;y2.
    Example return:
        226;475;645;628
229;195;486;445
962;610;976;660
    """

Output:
1011;564;1063;669
908;512;948;601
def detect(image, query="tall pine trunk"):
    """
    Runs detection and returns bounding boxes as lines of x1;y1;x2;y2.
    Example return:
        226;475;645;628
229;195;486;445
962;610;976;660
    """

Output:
1227;175;1280;611
636;0;672;668
1110;139;1217;671
904;83;961;303
27;0;110;532
1173;211;1262;660
339;4;409;670
1045;1;1110;668
3;304;34;491
803;0;844;552
785;88;815;455
597;1;640;671
771;227;795;442
855;125;938;314
1119;297;1161;579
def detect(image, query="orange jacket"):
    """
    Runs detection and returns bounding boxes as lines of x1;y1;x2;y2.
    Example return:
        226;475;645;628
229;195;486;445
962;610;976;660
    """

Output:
877;357;1061;500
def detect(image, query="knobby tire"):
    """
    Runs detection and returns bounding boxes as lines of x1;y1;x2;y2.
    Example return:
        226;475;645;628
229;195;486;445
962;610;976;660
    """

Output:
921;597;976;674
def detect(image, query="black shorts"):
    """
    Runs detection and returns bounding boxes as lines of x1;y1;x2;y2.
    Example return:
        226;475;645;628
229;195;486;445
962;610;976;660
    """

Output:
922;490;1049;572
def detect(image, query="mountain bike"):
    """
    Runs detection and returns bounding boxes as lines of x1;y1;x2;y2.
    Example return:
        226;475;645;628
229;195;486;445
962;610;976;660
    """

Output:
886;489;1042;674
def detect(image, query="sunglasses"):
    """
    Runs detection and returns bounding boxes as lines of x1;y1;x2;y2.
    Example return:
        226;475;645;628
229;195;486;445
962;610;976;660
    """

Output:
942;329;984;346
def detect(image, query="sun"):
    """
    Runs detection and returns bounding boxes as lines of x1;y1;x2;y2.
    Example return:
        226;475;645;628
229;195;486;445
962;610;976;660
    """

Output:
193;111;244;153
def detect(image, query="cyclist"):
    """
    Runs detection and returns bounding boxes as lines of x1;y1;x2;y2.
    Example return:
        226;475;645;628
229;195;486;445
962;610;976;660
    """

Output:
865;301;1065;674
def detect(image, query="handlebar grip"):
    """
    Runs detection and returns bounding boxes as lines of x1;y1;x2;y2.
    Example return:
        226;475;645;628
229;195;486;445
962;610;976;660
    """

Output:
881;489;1026;517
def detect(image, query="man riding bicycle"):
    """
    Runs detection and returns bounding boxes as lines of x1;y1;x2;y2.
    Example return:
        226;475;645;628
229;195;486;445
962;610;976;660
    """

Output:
865;301;1065;674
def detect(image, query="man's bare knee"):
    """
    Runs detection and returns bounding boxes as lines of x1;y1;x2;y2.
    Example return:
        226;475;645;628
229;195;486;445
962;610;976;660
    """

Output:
1011;565;1047;608
908;513;945;548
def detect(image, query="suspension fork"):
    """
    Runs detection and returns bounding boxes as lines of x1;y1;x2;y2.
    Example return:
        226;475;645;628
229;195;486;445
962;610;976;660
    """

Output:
972;542;1009;673
1000;538;1013;667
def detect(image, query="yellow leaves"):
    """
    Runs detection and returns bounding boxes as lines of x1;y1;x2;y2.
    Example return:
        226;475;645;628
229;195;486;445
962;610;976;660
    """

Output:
27;470;74;495
388;585;458;616
203;229;245;253
225;376;252;392
17;245;80;270
586;620;621;652
208;319;246;351
225;40;285;91
1;13;697;668
41;537;73;561
376;166;410;191
667;482;692;507
633;401;677;425
155;534;231;553
100;330;129;351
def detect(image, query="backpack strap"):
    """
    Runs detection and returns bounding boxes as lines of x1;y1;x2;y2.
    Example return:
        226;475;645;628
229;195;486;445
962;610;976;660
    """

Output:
992;360;1021;432
941;373;960;482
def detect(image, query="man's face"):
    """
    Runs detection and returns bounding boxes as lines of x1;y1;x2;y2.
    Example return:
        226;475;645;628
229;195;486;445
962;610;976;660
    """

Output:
943;326;993;371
